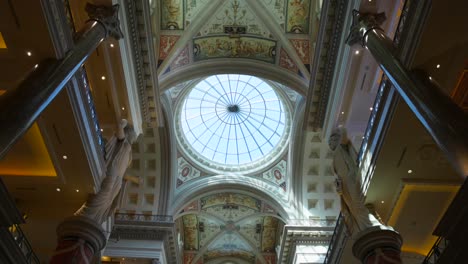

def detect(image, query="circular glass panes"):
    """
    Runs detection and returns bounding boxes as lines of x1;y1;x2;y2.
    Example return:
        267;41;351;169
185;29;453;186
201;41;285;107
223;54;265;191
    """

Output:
179;74;288;167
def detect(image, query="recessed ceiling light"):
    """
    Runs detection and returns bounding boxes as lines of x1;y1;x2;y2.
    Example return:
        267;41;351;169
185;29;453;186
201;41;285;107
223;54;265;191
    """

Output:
101;76;106;80
121;107;125;111
62;155;68;160
110;43;114;48
436;64;440;69
354;50;360;55
100;128;104;132
370;107;373;111
381;200;384;204
341;111;344;115
34;64;38;69
429;76;432;80
408;169;413;174
26;51;32;56
56;188;61;192
75;189;79;193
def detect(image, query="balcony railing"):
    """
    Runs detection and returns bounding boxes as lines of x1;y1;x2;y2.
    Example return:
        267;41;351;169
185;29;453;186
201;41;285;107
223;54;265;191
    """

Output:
114;213;173;225
422;237;449;264
77;67;106;154
7;224;40;264
287;218;337;228
323;213;348;264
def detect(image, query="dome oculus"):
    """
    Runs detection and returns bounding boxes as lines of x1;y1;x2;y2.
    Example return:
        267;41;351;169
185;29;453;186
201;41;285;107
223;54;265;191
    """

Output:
178;74;289;170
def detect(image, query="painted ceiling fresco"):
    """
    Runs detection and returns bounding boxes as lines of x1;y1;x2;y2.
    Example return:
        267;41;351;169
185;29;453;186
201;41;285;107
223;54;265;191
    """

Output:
156;0;317;78
178;193;284;264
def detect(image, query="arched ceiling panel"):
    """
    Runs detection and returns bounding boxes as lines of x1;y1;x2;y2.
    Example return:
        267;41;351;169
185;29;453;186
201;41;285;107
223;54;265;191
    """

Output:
156;0;320;81
178;193;284;264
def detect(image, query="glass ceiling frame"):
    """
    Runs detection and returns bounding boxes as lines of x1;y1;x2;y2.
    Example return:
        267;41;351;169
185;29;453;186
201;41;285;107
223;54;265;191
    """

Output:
175;74;291;174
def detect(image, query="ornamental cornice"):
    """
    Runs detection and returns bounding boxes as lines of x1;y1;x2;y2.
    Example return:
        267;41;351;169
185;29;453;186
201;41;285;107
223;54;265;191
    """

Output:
123;0;150;124
305;0;348;130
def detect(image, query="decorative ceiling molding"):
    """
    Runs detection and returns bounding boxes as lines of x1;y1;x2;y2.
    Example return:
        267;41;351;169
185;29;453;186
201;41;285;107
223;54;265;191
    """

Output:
110;225;178;264
170;175;292;218
245;0;310;78
159;60;308;95
303;0;349;130
179;193;282;264
157;0;225;76
121;0;152;126
277;225;334;263
142;0;163;127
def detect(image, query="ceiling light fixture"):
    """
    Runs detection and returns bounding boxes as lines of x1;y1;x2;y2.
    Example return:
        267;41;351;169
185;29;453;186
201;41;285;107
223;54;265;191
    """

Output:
121;107;125;111
370;107;373;111
354;50;360;55
429;76;432;80
381;200;384;204
408;169;413;174
75;189;79;193
100;128;104;132
101;76;106;80
62;155;68;160
34;64;39;69
56;188;61;192
110;43;114;48
26;51;32;56
341;111;344;115
436;64;440;69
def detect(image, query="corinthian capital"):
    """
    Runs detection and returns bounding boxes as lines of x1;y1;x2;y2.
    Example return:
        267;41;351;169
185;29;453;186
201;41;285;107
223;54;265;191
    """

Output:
346;9;386;47
85;3;123;40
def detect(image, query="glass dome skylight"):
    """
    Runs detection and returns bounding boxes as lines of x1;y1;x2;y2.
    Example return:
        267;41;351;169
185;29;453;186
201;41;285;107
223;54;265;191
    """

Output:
176;74;290;171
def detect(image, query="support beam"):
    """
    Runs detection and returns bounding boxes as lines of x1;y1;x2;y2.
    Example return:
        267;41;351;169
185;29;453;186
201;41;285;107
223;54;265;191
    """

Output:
347;10;468;177
0;4;123;160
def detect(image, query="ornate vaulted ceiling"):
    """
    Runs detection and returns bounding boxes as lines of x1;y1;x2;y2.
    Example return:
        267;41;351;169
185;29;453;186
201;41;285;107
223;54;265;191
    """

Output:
152;2;319;261
177;193;284;264
154;0;319;81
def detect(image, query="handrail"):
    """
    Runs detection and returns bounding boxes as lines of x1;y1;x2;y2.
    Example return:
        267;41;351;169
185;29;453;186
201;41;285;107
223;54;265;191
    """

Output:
8;224;40;264
323;213;344;264
422;236;448;264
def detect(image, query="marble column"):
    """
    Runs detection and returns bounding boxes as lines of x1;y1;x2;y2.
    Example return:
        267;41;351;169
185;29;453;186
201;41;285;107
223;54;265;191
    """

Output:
0;3;123;159
49;216;106;264
346;10;468;177
353;225;403;264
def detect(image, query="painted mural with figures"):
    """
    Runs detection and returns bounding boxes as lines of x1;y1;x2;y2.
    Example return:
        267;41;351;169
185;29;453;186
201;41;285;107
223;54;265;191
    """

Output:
178;193;283;263
286;0;311;33
193;36;277;63
161;0;184;30
197;0;272;37
157;0;318;78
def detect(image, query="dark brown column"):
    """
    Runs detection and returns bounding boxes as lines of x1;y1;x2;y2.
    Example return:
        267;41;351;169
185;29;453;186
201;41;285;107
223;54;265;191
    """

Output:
0;4;123;160
346;10;468;177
